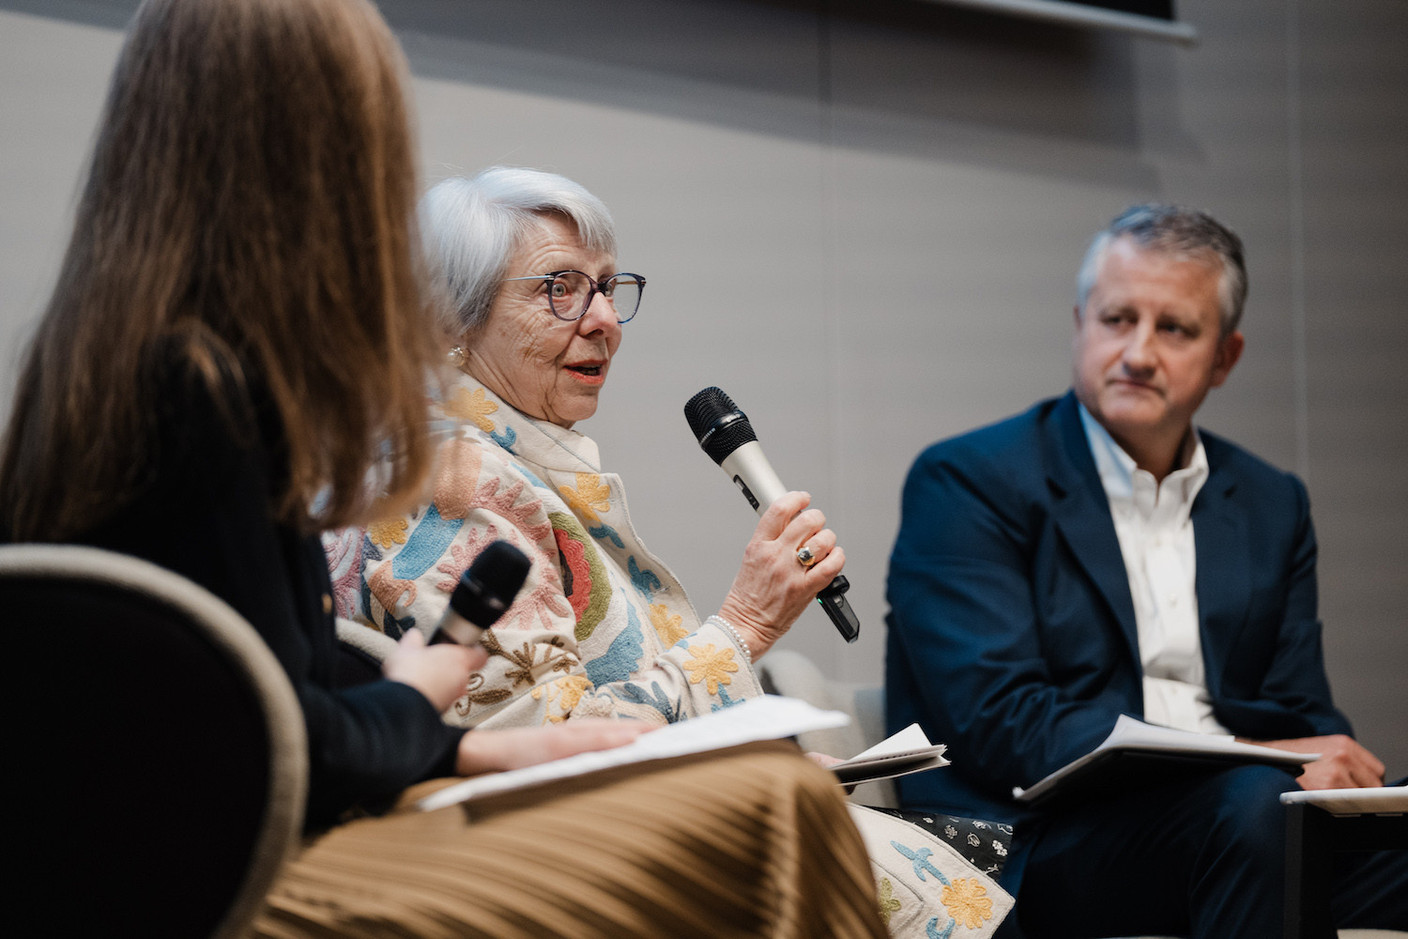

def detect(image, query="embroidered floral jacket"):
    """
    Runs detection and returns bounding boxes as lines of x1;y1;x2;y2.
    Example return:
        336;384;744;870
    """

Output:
326;376;761;728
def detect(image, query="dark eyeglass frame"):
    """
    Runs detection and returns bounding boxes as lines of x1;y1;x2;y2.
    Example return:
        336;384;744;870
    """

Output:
502;269;646;323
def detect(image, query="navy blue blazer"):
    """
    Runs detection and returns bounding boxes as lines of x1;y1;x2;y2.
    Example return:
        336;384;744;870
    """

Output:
885;392;1352;829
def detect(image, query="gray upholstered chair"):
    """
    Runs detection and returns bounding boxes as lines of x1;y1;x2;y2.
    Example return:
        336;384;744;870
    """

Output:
3;544;306;938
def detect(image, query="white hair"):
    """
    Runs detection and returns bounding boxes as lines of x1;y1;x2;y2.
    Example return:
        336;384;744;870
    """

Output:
419;166;618;338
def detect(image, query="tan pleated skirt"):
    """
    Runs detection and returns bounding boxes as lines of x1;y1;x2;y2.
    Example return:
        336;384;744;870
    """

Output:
255;740;888;938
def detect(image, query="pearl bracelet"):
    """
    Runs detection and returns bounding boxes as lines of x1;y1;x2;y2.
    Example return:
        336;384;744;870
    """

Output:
706;614;752;665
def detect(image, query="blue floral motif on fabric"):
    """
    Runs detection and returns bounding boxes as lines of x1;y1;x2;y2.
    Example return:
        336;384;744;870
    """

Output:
619;680;681;723
711;685;744;711
891;842;951;885
628;556;662;602
586;600;646;686
588;522;624;548
926;917;955;939
489;424;517;453
390;503;464;580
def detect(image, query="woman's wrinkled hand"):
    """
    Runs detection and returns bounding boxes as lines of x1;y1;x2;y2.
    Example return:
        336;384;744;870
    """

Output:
456;719;655;777
382;628;487;713
718;491;845;660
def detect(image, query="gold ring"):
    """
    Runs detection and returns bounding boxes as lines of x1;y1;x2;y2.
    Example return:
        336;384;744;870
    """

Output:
796;545;817;568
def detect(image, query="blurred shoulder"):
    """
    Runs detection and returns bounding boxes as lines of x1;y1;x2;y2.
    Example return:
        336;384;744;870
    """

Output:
1199;428;1306;498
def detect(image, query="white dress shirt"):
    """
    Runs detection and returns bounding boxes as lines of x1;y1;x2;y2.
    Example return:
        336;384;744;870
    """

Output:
1079;405;1230;735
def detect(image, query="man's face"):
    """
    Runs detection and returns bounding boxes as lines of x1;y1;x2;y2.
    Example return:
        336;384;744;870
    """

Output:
1072;237;1243;470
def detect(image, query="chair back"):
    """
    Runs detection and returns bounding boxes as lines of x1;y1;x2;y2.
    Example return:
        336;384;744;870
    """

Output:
757;648;899;807
2;544;306;938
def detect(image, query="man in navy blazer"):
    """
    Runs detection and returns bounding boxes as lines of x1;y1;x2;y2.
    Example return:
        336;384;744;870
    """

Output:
886;205;1403;938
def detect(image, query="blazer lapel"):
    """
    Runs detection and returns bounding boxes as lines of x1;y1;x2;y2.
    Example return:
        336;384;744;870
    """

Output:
1045;394;1142;669
1191;449;1248;698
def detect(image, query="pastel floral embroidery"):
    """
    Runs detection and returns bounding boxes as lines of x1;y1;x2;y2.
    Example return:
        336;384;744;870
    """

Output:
629;556;662;601
650;603;687;646
531;674;594;722
550;512;610;642
471;474;552;547
558;473;611;525
891;842;947;883
940;879;993;930
444;385;498;431
620;680;681;723
432;437;482;520
877;877;902;925
368;560;417;617
322;528;364;619
451;642;516;717
367;516;409;549
711;685;743;712
434;526;504;595
586;604;645;686
682;643;738;694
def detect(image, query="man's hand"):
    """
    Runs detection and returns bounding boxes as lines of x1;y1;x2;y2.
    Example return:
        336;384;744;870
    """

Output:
1250;734;1385;790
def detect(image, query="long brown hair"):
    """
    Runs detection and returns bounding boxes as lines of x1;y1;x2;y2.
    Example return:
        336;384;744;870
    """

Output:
1;0;439;540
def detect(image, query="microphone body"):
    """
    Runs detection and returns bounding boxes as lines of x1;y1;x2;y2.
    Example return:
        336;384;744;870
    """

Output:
430;540;532;646
719;440;788;513
684;387;861;643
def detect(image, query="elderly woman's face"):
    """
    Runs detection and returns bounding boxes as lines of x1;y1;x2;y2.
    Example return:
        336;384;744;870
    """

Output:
464;213;622;428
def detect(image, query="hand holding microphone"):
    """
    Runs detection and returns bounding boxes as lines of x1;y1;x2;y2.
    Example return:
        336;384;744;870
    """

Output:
684;387;861;644
385;540;532;712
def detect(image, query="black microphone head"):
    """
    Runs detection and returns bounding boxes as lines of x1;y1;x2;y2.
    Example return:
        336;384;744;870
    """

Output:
684;386;757;466
448;541;531;628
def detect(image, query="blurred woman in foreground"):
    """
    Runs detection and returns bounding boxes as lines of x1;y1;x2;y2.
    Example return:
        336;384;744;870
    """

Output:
0;0;886;935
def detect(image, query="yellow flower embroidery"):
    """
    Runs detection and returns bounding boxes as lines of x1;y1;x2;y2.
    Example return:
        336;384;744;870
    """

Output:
531;674;593;723
876;877;902;925
682;643;739;695
558;473;611;526
367;516;409;549
444;385;499;432
650;603;687;646
941;878;993;930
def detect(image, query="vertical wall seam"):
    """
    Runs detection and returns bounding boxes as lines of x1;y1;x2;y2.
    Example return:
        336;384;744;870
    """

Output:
1285;0;1310;483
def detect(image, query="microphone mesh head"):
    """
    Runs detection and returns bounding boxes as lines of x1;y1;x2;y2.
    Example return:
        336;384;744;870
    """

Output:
683;387;735;440
684;386;757;465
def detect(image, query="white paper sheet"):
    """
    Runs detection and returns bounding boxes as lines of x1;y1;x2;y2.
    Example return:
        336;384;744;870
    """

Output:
417;694;849;812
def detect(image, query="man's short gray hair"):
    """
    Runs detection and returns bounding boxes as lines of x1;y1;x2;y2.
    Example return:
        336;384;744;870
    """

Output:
420;166;618;338
1076;203;1248;334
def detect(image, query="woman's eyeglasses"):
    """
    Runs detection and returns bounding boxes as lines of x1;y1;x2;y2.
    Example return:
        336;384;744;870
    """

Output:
502;270;646;323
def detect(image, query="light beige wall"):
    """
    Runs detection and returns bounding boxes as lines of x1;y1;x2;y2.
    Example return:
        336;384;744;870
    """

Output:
1;0;1403;771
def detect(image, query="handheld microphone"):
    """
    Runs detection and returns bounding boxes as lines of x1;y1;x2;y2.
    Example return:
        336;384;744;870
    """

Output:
429;540;532;646
683;386;860;643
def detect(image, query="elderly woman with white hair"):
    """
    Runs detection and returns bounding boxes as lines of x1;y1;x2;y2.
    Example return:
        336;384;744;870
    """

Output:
326;166;1013;938
328;165;843;728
